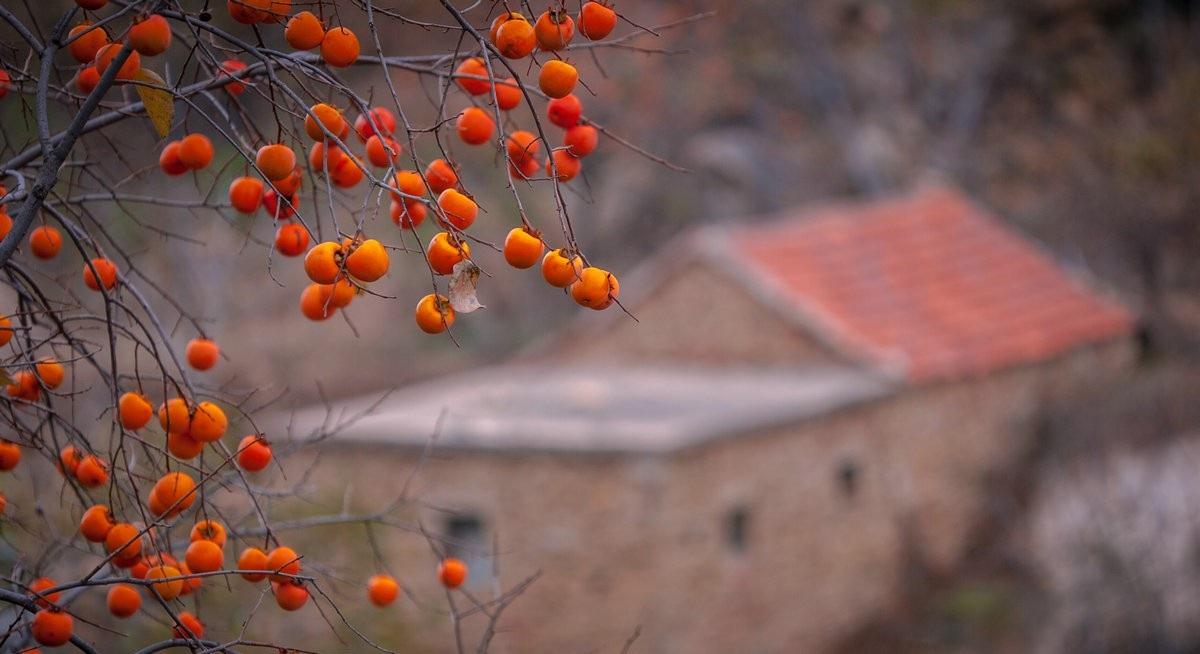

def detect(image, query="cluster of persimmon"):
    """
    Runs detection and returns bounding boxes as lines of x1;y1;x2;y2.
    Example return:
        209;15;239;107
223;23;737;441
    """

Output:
1;1;639;645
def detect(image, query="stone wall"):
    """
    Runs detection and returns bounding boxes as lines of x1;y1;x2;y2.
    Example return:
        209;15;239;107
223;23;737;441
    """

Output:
279;338;1131;653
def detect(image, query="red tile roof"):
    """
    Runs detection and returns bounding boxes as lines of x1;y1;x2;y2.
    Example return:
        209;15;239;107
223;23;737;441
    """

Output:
729;187;1134;382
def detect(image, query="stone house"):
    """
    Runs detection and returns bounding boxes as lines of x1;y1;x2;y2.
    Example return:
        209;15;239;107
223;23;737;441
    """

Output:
288;186;1135;653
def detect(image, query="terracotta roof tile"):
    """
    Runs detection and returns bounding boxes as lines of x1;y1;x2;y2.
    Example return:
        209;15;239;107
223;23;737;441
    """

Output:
729;187;1134;382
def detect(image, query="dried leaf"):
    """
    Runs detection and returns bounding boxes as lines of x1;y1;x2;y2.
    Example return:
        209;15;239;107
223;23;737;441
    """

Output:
448;260;484;313
134;68;174;139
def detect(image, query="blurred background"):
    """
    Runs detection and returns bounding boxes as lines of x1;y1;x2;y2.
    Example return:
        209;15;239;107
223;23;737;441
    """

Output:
4;0;1200;652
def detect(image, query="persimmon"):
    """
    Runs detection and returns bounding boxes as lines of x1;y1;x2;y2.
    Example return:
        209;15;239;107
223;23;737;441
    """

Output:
317;278;355;311
330;154;365;188
547;94;582;128
118;392;152;429
29;226;62;259
539;59;578;98
75;455;108;487
237;434;272;471
546;149;581;181
354;107;397;141
128;15;171;56
565;124;598;157
365;135;402;168
438;558;468;588
506;130;540;165
229;176;264;213
0;315;11;346
426;232;470;275
274;580;309;610
285;11;325;50
6;370;40;402
437;189;478;230
106;583;141;618
262;190;296;220
67;23;108;64
191;519;227;547
186;539;224;573
83;257;118;291
345;239;389;282
190;401;228;442
173;612;205;638
219;59;248;95
454;57;491;96
367;574;399;607
154;470;196;507
275;223;309;257
31;609;72;647
267;546;301;582
35;358;64;389
238;547;270;582
146;564;183;600
75;65;100;94
58;446;83;477
489;11;527;44
227;0;270;23
389;170;427;202
504;227;545;269
159;141;188;176
510;154;541;180
185;338;219;371
158;397;190;433
579;1;617;40
0;441;19;470
256;144;296;181
457;107;495;145
304;241;343;284
30;578;59;608
496;19;537;59
542;248;583;287
0;214;10;241
309;141;349;172
167;431;203;459
415;294;454;334
300;283;337;321
494;77;522;111
0;71;8;99
129;557;152;578
305;103;346;142
390;201;426;229
571;266;621;310
94;43;140;81
177;134;214;170
273;167;303;196
535;10;575;50
105;523;143;560
424;159;458;193
79;504;115;542
321;27;360;67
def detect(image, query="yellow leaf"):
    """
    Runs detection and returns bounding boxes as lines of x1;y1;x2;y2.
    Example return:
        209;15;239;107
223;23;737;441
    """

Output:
133;68;174;139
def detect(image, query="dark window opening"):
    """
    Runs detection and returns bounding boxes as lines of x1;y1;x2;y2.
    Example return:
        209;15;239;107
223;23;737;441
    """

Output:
838;459;860;499
445;514;484;559
724;506;750;554
1135;324;1155;366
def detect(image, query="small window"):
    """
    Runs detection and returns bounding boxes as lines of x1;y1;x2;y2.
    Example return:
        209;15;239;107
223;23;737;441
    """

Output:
724;506;750;554
838;458;860;499
444;513;490;584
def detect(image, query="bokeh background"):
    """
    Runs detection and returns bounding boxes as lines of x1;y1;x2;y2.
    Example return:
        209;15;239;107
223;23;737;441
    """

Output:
3;0;1200;652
